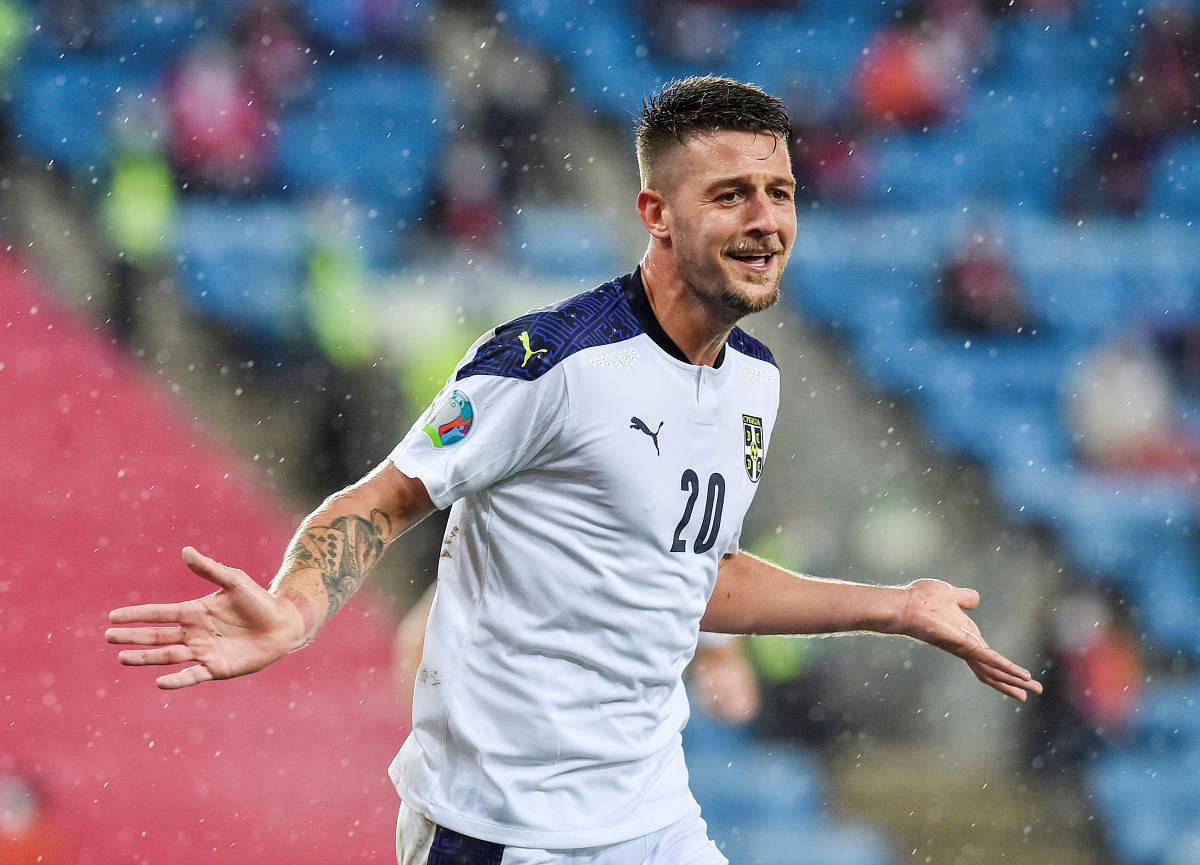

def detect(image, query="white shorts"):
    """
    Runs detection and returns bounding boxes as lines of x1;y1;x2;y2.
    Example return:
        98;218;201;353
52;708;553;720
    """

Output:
396;802;727;865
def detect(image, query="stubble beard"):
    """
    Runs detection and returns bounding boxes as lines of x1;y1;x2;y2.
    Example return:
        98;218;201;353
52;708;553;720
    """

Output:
682;252;787;325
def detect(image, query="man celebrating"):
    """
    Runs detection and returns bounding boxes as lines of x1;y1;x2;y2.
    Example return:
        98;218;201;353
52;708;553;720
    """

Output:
108;76;1041;865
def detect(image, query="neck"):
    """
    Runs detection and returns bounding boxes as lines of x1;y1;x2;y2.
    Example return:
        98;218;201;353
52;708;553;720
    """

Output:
639;247;734;367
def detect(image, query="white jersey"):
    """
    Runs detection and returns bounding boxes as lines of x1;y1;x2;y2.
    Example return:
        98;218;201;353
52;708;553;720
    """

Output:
387;269;780;848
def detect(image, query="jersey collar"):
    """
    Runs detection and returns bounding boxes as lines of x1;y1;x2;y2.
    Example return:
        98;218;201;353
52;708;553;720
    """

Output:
619;268;727;368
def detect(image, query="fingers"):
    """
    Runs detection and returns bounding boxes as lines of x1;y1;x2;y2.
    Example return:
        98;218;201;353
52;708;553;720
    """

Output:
118;644;194;666
986;678;1031;702
182;546;247;591
973;660;1043;695
109;548;246;624
963;643;1035;682
966;652;1044;702
976;668;1043;702
156;665;215;690
106;625;184;646
955;586;980;610
109;604;186;625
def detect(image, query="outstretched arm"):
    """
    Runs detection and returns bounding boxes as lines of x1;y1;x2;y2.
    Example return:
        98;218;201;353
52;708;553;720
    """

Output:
701;551;1042;702
107;461;436;689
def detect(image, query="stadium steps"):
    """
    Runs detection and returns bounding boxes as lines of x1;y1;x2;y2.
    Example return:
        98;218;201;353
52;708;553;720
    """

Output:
826;742;1116;865
0;249;409;864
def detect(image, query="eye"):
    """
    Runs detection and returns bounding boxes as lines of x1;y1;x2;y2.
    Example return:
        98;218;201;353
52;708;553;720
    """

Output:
770;187;793;201
715;190;741;203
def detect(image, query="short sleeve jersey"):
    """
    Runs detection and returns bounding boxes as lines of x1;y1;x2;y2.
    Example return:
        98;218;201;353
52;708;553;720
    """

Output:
387;269;780;849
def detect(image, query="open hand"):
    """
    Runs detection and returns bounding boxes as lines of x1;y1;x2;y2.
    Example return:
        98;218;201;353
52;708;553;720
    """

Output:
106;547;305;689
897;578;1043;702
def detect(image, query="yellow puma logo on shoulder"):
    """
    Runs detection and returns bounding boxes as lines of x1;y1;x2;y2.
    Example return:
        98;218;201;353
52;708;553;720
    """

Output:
519;330;548;368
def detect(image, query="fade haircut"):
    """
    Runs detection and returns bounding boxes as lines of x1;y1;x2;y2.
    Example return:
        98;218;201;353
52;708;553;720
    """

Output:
635;75;792;190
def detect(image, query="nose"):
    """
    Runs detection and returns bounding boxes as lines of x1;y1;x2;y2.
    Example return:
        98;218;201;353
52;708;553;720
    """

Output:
743;189;780;238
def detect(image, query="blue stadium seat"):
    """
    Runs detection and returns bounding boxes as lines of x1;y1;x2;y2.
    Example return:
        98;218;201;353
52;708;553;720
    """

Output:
1053;478;1199;579
1014;257;1132;337
716;818;896;865
1127;545;1200;657
10;49;161;172
1148;137;1200;221
296;0;434;50
683;708;893;865
737;18;867;116
991;454;1080;524
504;204;622;280
869;130;980;210
792;260;934;342
94;1;209;64
1166;822;1200;865
951;86;1100;210
1089;748;1200;865
1132;678;1200;751
275;62;446;230
687;738;825;823
173;201;308;346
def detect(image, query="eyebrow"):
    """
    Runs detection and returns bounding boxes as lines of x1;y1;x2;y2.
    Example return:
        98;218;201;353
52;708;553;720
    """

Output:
702;174;797;194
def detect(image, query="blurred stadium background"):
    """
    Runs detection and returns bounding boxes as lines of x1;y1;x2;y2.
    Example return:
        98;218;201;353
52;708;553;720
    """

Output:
4;0;1200;862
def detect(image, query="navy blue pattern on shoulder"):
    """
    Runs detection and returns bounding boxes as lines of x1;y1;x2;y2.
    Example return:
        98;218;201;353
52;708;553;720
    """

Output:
726;326;777;368
455;279;643;381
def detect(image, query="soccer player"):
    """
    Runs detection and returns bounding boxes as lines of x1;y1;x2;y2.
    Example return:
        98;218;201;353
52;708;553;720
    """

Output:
107;76;1042;864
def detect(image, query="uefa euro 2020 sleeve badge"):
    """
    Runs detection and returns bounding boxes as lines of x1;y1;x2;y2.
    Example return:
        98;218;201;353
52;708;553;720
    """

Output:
743;414;763;482
423;389;475;448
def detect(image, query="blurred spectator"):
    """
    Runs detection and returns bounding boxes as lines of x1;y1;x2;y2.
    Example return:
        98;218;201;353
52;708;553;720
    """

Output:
163;40;275;193
102;90;176;345
746;632;838;742
103;93;175;265
789;103;872;205
640;0;790;62
0;770;68;864
935;217;1034;334
687;634;761;726
430;133;506;251
1066;338;1200;478
1062;3;1200;216
0;0;26;78
1052;589;1142;733
234;0;313;108
300;197;406;494
733;528;836;742
479;53;562;203
640;0;734;63
297;0;432;57
1028;587;1143;766
0;0;29;156
853;0;992;128
40;0;114;50
1118;6;1200;146
1155;319;1200;404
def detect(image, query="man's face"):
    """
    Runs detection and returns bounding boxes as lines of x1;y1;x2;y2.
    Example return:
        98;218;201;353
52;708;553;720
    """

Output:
656;129;796;321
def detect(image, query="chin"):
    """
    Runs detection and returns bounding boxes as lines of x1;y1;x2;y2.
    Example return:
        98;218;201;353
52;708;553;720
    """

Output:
720;279;781;317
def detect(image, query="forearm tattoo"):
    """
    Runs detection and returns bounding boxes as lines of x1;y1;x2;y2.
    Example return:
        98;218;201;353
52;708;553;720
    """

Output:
284;509;392;619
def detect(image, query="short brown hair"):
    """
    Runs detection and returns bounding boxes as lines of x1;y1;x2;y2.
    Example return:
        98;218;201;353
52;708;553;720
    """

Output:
634;75;792;188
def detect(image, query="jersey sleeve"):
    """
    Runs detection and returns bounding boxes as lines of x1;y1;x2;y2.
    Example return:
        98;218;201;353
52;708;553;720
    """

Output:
388;364;569;511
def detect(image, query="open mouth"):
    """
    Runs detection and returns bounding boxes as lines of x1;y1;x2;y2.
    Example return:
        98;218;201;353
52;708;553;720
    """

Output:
728;252;777;272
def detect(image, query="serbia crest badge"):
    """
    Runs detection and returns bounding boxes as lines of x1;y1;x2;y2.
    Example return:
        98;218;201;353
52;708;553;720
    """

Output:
743;413;763;482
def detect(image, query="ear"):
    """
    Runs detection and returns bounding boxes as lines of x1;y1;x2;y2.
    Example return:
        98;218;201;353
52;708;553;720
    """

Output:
636;188;671;242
